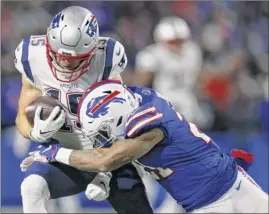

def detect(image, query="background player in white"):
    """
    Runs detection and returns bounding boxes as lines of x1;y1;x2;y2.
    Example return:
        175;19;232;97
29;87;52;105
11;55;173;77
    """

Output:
16;6;153;213
29;81;268;213
134;17;206;126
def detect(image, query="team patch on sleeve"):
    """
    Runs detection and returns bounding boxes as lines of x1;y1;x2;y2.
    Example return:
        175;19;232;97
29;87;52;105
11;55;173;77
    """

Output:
125;104;164;138
14;37;35;85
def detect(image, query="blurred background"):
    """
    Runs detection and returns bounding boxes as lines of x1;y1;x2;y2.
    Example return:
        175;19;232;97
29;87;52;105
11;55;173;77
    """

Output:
1;1;268;213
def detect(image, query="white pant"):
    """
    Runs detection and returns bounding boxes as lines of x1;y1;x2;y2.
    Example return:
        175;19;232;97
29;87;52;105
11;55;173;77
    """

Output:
192;167;268;213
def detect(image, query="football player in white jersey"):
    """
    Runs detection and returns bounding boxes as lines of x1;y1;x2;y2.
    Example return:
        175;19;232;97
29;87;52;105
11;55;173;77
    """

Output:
16;6;153;214
134;17;203;124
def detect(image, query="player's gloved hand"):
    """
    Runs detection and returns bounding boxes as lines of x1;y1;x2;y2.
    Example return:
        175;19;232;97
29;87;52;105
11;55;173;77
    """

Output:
20;143;56;172
29;106;66;142
20;143;62;172
85;172;112;201
33;142;62;162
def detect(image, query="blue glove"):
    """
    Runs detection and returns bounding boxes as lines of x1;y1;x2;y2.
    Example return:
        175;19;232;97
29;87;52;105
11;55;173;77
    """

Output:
20;142;62;172
35;142;62;162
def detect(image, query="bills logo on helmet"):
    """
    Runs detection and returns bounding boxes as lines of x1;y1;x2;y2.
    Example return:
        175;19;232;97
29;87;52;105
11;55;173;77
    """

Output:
86;91;126;119
51;12;62;29
86;16;98;37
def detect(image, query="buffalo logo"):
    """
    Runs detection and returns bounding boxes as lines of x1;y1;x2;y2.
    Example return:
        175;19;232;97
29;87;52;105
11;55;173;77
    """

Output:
86;93;126;119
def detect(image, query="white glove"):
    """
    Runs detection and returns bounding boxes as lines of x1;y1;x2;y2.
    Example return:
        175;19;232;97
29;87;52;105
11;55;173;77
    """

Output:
85;172;112;201
29;106;66;142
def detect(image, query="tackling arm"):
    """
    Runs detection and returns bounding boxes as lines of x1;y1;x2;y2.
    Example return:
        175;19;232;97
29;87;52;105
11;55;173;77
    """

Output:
57;128;164;172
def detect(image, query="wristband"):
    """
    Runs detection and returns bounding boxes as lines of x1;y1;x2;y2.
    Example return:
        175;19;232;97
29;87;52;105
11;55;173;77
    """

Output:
55;148;73;165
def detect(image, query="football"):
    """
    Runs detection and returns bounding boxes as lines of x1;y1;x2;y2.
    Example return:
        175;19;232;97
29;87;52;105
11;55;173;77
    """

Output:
25;95;64;125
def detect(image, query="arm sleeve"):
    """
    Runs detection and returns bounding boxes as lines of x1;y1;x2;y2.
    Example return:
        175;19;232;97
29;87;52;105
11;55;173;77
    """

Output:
14;37;35;85
109;40;128;77
101;38;128;80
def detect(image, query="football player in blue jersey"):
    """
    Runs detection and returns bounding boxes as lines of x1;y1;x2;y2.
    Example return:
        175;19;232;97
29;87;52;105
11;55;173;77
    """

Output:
27;80;268;213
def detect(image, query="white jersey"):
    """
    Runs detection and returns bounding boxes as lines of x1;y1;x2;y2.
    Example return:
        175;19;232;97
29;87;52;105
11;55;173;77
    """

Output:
135;41;202;122
14;35;127;149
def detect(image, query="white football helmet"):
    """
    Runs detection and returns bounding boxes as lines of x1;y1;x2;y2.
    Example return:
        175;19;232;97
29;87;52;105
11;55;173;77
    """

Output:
153;16;190;42
46;6;99;82
78;80;139;148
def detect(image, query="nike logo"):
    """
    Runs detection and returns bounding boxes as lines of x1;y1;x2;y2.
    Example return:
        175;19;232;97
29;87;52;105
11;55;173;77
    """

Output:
41;145;52;153
235;180;242;190
40;130;56;135
116;47;121;56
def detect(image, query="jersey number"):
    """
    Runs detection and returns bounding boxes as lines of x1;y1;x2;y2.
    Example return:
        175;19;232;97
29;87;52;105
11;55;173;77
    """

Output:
30;36;45;46
46;89;83;132
176;112;211;144
157;92;211;144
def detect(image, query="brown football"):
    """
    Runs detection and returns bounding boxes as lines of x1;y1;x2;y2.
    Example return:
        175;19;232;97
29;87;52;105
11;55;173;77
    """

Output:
25;95;64;125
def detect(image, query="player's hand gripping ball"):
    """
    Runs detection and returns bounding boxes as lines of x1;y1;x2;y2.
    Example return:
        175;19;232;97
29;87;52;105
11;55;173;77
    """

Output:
25;95;64;125
25;96;66;142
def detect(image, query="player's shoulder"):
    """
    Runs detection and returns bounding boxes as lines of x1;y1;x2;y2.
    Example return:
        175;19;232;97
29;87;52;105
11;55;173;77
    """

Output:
98;36;127;79
15;35;46;57
100;36;125;62
14;35;46;85
125;87;171;138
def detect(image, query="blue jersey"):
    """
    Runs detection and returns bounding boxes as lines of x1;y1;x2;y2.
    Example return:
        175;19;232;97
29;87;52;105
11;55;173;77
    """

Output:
125;86;238;212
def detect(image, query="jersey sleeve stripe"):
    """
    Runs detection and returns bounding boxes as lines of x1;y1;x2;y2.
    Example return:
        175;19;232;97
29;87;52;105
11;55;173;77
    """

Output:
102;38;116;80
21;37;34;83
126;106;157;127
127;113;163;137
176;112;184;122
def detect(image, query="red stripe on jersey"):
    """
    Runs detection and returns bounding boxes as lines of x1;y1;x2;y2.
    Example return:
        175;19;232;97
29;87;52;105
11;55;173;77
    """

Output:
126;106;157;127
127;113;163;137
90;90;120;114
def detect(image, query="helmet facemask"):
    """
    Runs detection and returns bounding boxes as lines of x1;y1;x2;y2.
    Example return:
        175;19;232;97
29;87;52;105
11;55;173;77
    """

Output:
46;38;97;82
83;120;122;148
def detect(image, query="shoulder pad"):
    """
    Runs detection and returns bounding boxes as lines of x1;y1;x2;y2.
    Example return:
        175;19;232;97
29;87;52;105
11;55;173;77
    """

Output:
102;38;127;80
125;102;164;138
14;37;35;85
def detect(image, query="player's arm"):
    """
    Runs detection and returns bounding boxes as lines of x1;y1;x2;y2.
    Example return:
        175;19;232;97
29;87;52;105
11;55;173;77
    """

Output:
14;39;42;138
54;128;164;172
16;76;42;139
